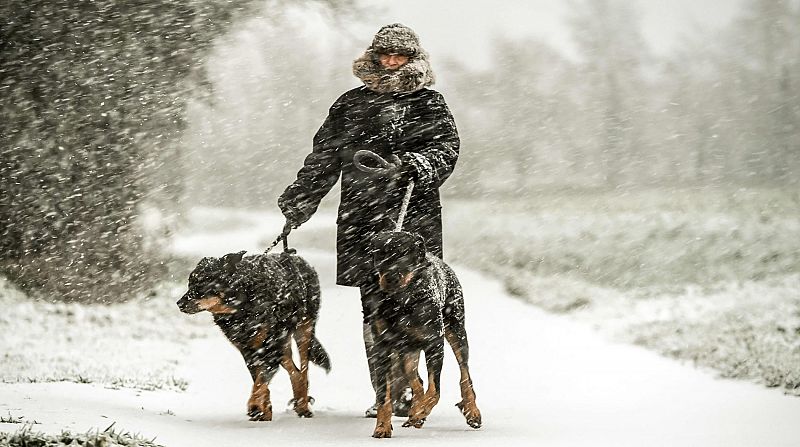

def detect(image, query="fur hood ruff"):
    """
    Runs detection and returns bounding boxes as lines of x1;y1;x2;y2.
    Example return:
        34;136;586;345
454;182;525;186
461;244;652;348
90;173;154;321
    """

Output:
352;49;435;94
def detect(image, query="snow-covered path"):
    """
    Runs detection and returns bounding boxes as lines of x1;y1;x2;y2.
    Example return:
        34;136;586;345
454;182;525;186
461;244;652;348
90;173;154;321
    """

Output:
2;216;800;446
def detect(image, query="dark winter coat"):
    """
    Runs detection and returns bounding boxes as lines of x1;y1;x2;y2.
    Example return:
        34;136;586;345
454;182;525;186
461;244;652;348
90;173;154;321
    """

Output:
279;85;459;287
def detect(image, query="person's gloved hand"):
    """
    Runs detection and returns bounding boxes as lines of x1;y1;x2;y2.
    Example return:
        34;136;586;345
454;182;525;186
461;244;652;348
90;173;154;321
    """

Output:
280;204;310;229
278;184;315;229
353;150;417;183
377;154;403;179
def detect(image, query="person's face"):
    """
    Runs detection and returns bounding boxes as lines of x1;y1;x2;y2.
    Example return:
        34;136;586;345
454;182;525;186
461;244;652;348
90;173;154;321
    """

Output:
378;53;409;70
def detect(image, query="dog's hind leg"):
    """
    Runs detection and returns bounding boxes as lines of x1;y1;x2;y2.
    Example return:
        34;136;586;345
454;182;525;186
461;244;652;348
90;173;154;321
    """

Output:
444;324;482;429
282;320;315;418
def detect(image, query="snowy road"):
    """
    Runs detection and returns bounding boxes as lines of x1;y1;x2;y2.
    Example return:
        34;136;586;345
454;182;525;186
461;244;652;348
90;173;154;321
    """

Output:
2;249;800;446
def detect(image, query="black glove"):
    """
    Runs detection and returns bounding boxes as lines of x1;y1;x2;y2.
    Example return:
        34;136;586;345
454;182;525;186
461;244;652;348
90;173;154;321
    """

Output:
278;184;316;228
280;205;310;229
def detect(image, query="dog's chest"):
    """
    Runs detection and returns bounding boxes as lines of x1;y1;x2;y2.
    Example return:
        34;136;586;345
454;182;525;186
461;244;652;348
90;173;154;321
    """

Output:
408;259;447;310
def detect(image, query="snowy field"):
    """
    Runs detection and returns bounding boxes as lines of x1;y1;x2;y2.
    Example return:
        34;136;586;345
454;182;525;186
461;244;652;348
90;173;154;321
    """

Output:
445;188;800;396
2;198;800;446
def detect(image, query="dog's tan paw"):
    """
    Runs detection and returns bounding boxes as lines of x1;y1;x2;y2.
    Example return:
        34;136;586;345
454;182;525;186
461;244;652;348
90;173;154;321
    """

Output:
248;404;273;421
372;423;393;438
402;417;425;429
456;400;481;429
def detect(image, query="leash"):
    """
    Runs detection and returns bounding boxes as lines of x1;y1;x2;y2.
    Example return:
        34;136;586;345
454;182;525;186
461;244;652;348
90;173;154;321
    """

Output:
264;221;306;307
353;149;415;232
264;222;295;255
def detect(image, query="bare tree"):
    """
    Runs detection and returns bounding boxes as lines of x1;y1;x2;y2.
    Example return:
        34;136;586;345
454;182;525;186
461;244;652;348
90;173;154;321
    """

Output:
567;0;650;188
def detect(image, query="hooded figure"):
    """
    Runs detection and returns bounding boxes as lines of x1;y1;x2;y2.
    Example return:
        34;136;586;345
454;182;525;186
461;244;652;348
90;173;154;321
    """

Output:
278;23;459;416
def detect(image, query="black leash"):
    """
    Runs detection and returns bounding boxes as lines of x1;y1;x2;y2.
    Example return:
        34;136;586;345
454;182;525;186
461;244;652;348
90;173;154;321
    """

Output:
352;150;415;232
264;222;295;255
265;221;305;309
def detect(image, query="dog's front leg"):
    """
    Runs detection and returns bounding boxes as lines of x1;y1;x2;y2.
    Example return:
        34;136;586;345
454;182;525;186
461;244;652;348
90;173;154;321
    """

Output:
445;327;482;429
246;340;281;422
371;319;394;438
247;359;279;421
418;338;444;420
401;350;426;428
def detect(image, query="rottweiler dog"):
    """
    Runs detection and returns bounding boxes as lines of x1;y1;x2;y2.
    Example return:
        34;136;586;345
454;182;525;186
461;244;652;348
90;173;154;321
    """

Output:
177;250;330;421
366;231;482;438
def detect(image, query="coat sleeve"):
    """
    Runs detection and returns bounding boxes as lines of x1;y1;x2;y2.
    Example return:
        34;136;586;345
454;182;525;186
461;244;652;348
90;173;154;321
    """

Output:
278;96;344;223
402;91;460;189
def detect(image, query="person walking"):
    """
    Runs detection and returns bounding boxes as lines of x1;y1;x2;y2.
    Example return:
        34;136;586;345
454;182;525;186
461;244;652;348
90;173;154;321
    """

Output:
278;23;460;417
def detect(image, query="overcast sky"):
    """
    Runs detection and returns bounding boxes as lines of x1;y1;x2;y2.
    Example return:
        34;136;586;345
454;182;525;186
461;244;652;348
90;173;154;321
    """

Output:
357;0;744;67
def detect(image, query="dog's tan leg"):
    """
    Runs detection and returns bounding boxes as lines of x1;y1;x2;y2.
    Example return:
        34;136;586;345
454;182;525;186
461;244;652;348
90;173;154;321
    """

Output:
402;351;426;428
445;329;482;429
247;369;273;421
373;377;394;438
246;325;273;421
419;367;440;419
279;336;308;417
291;319;314;418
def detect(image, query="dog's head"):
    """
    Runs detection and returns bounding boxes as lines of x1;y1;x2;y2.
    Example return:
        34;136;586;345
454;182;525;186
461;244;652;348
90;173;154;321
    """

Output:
176;251;245;315
371;231;430;293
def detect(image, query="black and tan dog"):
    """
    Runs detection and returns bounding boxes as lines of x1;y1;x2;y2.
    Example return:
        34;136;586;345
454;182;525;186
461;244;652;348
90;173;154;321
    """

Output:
177;250;330;421
366;231;481;438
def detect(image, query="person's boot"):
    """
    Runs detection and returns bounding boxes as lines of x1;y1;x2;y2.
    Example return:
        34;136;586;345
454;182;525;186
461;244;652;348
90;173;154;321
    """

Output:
364;401;379;418
365;388;412;418
392;386;413;418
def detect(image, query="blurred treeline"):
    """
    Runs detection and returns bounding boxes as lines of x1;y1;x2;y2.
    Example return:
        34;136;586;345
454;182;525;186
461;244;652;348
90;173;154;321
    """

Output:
0;0;355;301
445;0;800;193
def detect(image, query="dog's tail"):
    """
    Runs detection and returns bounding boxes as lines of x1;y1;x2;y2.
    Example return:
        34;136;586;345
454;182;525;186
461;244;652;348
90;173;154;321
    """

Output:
309;336;332;373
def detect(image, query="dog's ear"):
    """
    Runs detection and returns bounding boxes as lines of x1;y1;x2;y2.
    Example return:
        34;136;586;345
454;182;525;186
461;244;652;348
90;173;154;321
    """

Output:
222;250;246;274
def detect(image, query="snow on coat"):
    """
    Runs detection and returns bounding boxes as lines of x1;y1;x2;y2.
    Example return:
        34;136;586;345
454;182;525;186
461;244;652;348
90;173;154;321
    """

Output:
279;52;459;287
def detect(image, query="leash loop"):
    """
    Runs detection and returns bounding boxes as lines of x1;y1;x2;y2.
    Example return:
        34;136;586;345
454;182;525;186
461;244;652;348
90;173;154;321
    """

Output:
353;150;394;175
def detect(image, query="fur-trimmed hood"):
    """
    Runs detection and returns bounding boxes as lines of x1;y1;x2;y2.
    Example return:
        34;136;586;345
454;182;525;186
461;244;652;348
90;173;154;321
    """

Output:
352;48;436;94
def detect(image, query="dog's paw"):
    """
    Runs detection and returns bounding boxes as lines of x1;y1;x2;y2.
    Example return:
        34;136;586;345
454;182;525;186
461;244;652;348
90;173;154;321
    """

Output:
296;409;314;418
372;423;393;438
247;405;273;422
456;401;481;429
287;396;316;406
402;417;425;429
287;397;314;418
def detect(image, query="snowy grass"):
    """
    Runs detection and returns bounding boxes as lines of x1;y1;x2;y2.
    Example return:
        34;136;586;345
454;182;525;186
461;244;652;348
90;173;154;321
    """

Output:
443;186;800;396
0;276;216;391
0;424;164;447
445;186;800;290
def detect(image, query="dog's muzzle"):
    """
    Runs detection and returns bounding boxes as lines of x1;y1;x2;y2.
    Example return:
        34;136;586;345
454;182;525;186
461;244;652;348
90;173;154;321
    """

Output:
378;270;415;292
176;290;202;314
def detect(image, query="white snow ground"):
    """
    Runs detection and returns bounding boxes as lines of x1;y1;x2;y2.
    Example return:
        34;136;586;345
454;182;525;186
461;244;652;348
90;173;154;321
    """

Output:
2;210;800;446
